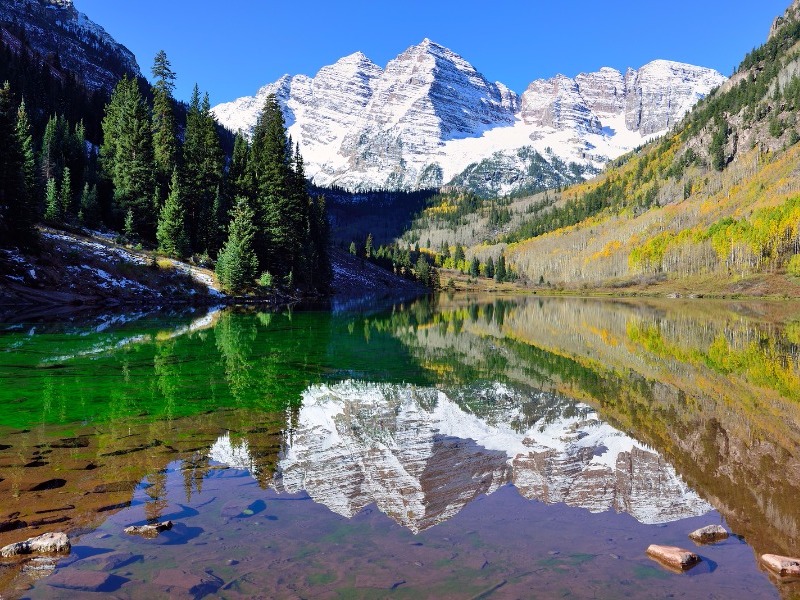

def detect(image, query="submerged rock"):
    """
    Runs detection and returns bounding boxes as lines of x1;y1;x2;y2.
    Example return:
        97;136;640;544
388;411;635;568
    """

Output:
646;544;701;571
761;554;800;577
0;532;71;557
688;524;729;544
123;521;173;538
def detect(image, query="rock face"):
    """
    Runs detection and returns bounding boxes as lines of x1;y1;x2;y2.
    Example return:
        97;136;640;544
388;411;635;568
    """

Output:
0;0;140;92
212;41;725;195
210;381;711;533
0;532;70;557
646;544;701;571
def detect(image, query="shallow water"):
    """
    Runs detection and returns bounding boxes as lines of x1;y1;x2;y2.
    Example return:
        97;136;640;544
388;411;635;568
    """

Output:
1;297;799;598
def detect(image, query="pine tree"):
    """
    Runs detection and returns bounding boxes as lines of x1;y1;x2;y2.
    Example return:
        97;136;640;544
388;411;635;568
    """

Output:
16;99;37;222
59;166;72;218
79;182;98;227
0;82;33;247
215;197;259;293
248;94;296;275
365;233;373;258
349;241;357;255
157;169;189;258
151;51;179;187
43;177;58;223
101;76;156;239
469;256;480;277
183;85;223;254
495;254;507;282
227;131;251;202
454;244;465;264
485;256;495;279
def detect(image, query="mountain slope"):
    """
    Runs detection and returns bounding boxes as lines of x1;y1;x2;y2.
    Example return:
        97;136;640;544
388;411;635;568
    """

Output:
212;41;724;196
0;0;140;93
440;0;800;294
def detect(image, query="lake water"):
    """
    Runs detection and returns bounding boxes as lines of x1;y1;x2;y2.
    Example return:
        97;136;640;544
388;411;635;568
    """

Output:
1;296;799;599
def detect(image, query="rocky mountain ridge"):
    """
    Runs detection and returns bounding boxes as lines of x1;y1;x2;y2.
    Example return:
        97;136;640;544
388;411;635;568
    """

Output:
0;0;140;92
212;41;725;195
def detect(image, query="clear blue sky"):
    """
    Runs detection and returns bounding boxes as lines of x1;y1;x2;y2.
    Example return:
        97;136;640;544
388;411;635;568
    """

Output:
75;0;790;105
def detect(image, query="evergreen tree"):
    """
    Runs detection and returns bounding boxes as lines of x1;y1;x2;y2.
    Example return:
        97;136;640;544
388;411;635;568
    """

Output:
101;76;156;239
349;241;357;255
156;169;189;258
79;182;99;227
151;51;179;188
454;244;465;264
16;99;37;221
226;131;251;204
248;94;296;275
485;256;495;279
183;85;223;254
469;256;480;277
364;233;373;259
416;255;431;287
43;177;58;223
59;166;72;218
215;197;258;293
0;82;33;247
495;254;507;282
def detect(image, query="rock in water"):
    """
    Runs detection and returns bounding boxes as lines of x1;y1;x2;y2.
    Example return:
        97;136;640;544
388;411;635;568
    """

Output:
123;521;173;538
688;524;729;544
646;544;701;571
761;554;800;577
0;532;71;557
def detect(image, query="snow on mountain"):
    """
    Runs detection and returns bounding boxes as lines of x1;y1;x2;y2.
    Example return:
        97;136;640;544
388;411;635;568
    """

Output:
209;381;711;532
212;41;725;195
0;0;140;92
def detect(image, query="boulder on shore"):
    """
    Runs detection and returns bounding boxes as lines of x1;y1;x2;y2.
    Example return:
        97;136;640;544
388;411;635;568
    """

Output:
761;554;800;577
646;544;701;571
123;521;173;538
0;532;71;557
688;524;729;544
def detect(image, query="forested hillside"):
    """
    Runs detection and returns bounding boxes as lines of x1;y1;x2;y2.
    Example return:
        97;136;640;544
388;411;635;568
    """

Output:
403;0;800;295
0;36;331;296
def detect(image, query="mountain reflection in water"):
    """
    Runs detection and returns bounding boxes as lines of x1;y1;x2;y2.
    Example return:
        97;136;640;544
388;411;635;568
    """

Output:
1;297;799;598
211;381;710;533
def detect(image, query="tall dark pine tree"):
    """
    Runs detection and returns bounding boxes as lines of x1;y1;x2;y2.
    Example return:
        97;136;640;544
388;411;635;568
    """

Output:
248;94;302;279
16;99;37;223
183;85;223;255
215;196;258;294
101;76;156;239
0;82;35;248
156;169;189;258
151;51;179;193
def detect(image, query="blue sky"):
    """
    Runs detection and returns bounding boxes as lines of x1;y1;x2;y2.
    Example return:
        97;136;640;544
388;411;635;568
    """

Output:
75;0;790;105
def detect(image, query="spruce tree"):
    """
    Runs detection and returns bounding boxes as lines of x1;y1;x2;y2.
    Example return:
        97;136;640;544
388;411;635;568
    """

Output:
43;177;59;223
16;100;37;223
101;76;156;240
0;82;32;248
157;169;189;258
183;85;223;254
215;197;258;293
248;94;296;276
469;256;480;277
151;51;179;188
79;183;99;227
495;254;507;282
59;166;72;219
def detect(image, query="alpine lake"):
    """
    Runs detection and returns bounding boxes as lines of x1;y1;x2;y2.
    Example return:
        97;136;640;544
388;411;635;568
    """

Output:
1;295;800;599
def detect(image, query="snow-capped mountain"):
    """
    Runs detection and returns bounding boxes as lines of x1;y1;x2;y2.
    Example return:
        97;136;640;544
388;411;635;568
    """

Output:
212;41;725;195
0;0;140;92
209;381;711;532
